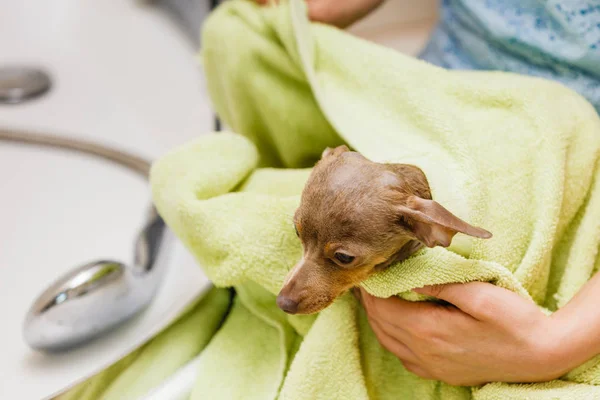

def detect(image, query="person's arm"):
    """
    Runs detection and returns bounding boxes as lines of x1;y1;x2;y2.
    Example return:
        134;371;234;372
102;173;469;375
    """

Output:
356;272;600;386
255;0;385;28
549;271;600;371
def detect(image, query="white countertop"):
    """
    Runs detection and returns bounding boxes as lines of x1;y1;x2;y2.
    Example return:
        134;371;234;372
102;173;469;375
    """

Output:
0;0;214;398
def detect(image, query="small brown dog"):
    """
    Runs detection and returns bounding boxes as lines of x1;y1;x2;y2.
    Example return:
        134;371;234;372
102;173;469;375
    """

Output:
277;145;492;314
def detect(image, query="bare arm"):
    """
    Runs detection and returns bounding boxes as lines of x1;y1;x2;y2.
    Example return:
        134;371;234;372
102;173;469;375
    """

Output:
550;271;600;374
255;0;385;28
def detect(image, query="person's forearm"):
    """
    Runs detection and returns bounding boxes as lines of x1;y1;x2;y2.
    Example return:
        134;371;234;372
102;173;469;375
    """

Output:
550;272;600;374
307;0;385;28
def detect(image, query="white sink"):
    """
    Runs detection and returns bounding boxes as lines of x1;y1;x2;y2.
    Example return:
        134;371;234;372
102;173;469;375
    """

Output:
0;0;214;398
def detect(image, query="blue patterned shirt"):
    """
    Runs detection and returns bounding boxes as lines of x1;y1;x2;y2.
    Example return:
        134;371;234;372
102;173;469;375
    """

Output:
420;0;600;113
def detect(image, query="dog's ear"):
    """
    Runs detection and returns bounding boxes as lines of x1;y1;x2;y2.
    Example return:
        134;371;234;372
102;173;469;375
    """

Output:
321;145;349;159
397;196;492;248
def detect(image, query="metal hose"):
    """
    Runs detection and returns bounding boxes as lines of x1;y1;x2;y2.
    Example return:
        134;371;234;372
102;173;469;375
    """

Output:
0;127;151;178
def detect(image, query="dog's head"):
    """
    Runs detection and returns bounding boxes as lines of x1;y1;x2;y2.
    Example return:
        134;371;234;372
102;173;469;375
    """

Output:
276;145;492;314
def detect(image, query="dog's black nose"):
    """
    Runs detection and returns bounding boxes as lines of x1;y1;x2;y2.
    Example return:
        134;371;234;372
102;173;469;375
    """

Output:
276;295;299;314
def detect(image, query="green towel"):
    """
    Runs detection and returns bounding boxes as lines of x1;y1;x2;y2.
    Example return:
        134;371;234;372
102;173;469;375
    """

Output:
56;287;231;400
152;0;600;398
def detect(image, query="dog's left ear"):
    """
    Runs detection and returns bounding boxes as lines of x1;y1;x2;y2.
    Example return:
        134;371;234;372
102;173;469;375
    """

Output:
321;145;349;159
397;196;492;248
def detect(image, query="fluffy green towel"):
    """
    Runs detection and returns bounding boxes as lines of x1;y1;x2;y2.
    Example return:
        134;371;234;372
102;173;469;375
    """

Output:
153;0;600;398
56;287;231;400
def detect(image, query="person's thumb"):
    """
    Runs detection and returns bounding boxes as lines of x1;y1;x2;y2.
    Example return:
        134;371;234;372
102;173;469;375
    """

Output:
414;281;523;320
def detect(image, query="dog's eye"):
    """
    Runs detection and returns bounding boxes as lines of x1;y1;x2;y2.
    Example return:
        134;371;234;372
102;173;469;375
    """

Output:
334;252;355;264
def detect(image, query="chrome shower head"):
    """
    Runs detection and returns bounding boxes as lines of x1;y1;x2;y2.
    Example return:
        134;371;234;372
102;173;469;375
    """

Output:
22;209;172;351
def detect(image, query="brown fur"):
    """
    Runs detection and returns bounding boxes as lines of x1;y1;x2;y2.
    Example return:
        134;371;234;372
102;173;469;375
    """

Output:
277;145;492;314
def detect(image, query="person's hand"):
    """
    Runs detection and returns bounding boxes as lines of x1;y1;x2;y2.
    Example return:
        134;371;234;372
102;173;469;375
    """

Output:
255;0;385;28
356;282;572;386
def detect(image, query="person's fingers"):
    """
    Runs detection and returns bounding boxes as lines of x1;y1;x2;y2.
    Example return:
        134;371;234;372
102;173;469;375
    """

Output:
413;281;534;320
367;316;419;363
359;287;418;316
367;310;434;379
306;0;385;28
401;361;435;380
358;287;436;329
